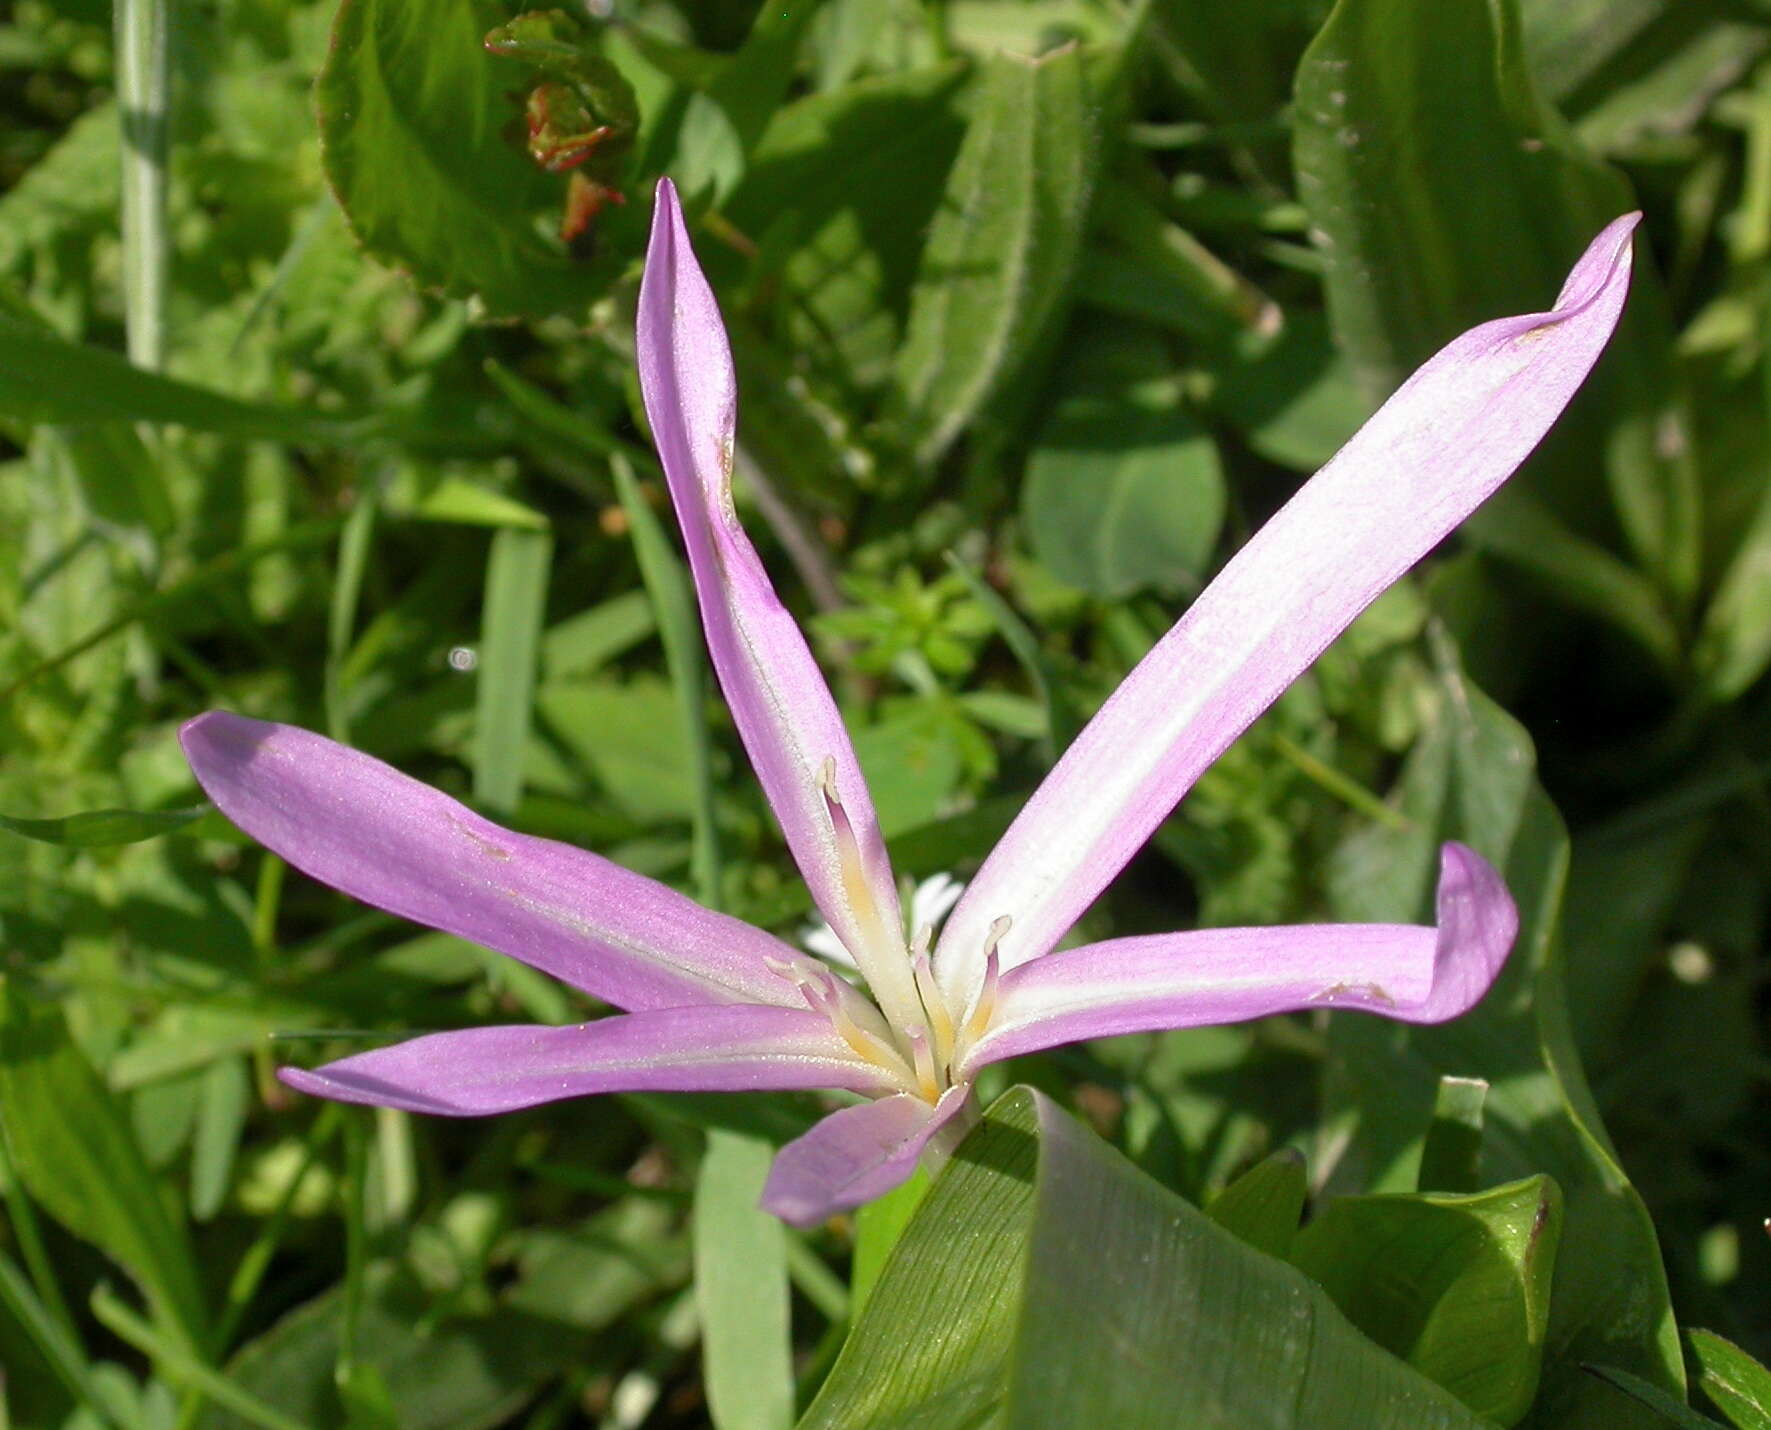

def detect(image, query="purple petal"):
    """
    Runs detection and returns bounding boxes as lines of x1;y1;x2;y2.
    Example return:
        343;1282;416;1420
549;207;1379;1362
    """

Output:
182;712;800;1012
279;1004;903;1115
935;215;1638;997
957;843;1516;1073
636;180;915;1029
760;1085;972;1227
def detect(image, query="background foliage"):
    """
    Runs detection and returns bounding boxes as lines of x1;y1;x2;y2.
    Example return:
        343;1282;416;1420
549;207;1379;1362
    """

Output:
0;0;1768;1426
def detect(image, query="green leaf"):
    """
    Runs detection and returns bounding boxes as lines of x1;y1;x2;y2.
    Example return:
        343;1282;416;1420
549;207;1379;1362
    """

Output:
664;2;824;205
802;1088;1491;1429
1023;401;1226;598
1462;491;1681;676
694;1131;792;1430
1291;1176;1562;1425
614;454;721;909
0;979;208;1357
1293;0;1697;604
1203;1147;1307;1260
1324;633;1685;1428
89;1285;310;1430
1688;1329;1771;1430
1418;1075;1488;1194
849;1167;929;1323
403;478;550;531
194;1262;582;1430
316;0;621;317
190;1056;250;1223
945;553;1077;764
1583;1366;1727;1430
1694;470;1771;701
0;805;206;846
0;312;377;443
473;528;553;814
893;46;1101;466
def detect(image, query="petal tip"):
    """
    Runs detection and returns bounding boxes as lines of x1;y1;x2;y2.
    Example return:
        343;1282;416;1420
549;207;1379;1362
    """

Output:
1425;842;1520;1021
757;1172;831;1229
179;710;272;781
1554;212;1640;314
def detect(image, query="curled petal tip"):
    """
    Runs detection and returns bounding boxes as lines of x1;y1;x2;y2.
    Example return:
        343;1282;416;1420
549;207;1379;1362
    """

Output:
1422;842;1519;1022
1554;212;1640;313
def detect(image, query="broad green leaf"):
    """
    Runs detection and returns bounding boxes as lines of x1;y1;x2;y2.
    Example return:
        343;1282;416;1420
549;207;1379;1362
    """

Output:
1291;1176;1562;1425
1203;1147;1307;1259
473;528;553;814
1688;1330;1771;1430
1583;1366;1728;1430
1023;401;1225;598
728;63;967;393
851;705;968;838
1324;634;1685;1429
0;979;207;1356
0;312;377;443
315;0;621;317
893;46;1101;466
695;1131;792;1430
849;1167;929;1322
0;805;205;846
530;676;692;822
801;1087;1491;1430
1293;0;1697;603
194;1262;582;1430
503;1198;688;1331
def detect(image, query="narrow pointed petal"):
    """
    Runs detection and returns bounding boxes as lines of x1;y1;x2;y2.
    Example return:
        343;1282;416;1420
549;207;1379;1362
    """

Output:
279;1004;903;1115
936;215;1637;996
636;179;913;1028
182;712;800;1012
958;844;1516;1074
760;1085;972;1227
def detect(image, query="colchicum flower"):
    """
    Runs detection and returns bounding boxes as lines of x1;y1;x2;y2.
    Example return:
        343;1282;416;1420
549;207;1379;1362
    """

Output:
182;182;1638;1225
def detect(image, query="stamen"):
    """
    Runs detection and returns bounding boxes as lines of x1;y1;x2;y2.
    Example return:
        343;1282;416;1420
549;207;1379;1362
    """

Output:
959;917;1011;1046
905;1025;941;1104
767;953;912;1086
814;755;922;1036
819;760;876;919
911;948;956;1070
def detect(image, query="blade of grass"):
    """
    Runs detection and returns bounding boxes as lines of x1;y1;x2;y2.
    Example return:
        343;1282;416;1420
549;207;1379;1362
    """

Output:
944;552;1075;764
2;517;344;699
324;491;379;744
0;1250;113;1422
611;453;720;908
694;1131;793;1430
473;527;554;814
115;0;170;371
91;1285;315;1430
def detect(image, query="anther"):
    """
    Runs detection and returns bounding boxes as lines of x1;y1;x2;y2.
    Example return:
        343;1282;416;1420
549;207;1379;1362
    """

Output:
905;1024;941;1104
959;918;1011;1047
